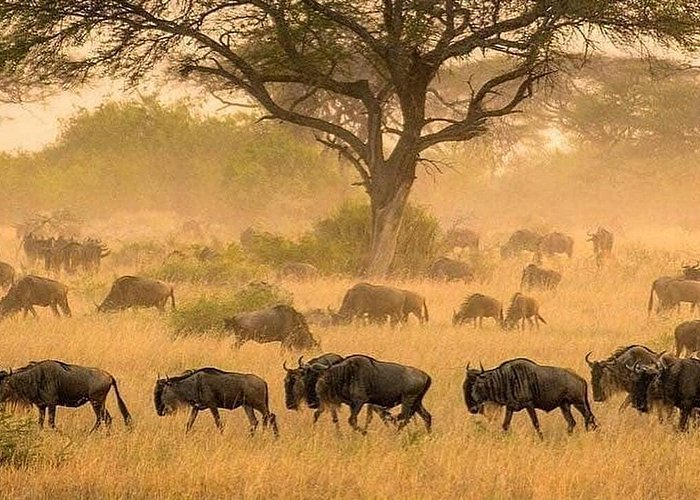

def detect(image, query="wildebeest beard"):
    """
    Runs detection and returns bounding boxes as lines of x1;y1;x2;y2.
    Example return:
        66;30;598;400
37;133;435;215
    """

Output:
153;379;190;416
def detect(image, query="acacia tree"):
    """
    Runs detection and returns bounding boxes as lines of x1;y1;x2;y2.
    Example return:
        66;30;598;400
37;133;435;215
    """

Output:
0;1;698;275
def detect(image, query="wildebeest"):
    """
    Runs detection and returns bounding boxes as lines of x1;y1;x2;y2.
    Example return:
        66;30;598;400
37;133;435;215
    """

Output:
647;278;700;315
0;275;71;318
588;227;614;267
154;367;278;436
442;227;479;252
303;308;335;328
98;276;175;312
427;257;473;282
224;304;318;350
502;293;545;330
283;354;391;429
500;229;542;259
304;355;432;434
400;289;429;324
463;358;597;438
277;262;320;281
520;263;561;291
332;283;407;326
0;360;131;432
630;357;700;431
674;320;700;357
0;262;15;289
452;293;503;328
536;232;574;259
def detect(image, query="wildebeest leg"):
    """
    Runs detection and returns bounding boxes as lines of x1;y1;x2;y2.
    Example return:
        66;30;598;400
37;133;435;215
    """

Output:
573;403;597;431
527;317;535;330
679;407;692;432
59;299;71;317
28;306;38;319
348;402;367;434
534;315;540;330
395;399;419;432
330;406;341;431
210;407;224;432
559;403;576;434
414;404;432;433
104;408;113;429
526;407;543;439
185;407;199;433
243;405;259;436
478;317;483;329
48;406;57;429
37;406;46;428
520;318;526;331
89;402;104;432
501;408;514;432
50;303;60;317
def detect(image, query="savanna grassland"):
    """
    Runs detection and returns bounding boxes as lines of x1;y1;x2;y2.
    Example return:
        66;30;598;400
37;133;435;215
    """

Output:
0;230;699;499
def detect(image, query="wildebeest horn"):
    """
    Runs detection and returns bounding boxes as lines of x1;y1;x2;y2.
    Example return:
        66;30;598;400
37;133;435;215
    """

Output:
282;361;291;372
466;362;470;372
297;355;304;367
585;352;594;367
479;361;484;373
310;362;329;372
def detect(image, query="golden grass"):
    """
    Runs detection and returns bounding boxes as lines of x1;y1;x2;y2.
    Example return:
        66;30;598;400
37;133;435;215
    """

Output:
0;244;699;499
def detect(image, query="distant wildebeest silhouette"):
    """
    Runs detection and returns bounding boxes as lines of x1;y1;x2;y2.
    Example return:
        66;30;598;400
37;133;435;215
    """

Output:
520;263;561;291
452;293;503;328
503;293;546;330
588;227;613;267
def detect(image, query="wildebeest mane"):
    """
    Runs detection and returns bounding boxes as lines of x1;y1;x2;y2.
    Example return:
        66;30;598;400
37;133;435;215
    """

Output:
475;358;542;406
460;293;484;309
606;345;657;363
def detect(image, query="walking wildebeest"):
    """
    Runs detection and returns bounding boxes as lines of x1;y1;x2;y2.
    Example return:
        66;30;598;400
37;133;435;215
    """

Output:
0;262;15;289
500;229;542;259
283;354;392;429
277;262;320;281
452;293;503;328
400;289;429;324
630;357;700;431
426;257;474;282
224;304;318;350
304;355;432;434
0;360;131;432
154;367;278;436
588;227;614;267
332;283;407;326
502;293;545;330
520;263;561;291
98;276;175;312
442;227;479;252
674;320;700;357
463;358;597;438
647;278;700;315
0;275;71;318
536;232;574;260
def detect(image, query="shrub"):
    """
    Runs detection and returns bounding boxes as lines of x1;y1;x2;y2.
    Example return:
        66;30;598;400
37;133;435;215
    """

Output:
0;410;39;468
171;281;293;336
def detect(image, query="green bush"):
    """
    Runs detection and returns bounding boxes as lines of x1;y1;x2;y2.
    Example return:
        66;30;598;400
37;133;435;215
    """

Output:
0;410;39;468
171;281;293;336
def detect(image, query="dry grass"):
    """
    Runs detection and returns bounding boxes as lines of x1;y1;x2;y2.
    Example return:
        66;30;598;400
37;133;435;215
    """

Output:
0;242;699;499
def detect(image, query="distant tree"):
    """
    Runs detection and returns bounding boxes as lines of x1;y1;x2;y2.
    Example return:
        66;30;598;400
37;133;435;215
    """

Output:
0;1;699;275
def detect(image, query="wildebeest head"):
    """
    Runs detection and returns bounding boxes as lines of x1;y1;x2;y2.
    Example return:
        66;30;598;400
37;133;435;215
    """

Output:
303;362;332;409
463;363;487;414
0;369;10;401
629;362;663;413
283;356;306;410
585;352;614;402
153;377;186;416
0;287;20;318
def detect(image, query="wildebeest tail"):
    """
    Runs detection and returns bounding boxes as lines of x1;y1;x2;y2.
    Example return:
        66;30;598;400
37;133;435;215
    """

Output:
422;299;429;323
169;287;176;310
537;313;547;324
647;284;655;314
111;378;133;426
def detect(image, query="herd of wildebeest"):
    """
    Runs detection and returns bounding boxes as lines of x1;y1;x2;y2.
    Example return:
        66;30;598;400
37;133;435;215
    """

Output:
3;226;700;439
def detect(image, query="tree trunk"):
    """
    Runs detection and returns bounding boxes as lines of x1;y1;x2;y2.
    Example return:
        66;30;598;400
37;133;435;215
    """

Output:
365;180;412;277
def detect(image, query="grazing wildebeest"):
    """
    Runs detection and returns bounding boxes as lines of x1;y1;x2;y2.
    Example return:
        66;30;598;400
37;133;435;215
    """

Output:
305;355;432;434
463;358;597;438
647;278;700;315
283;354;392;429
443;228;479;252
500;229;542;259
98;276;175;312
0;262;15;289
0;275;71;318
427;257;473;282
0;360;131;432
224;304;318;350
452;293;503;328
536;232;574;259
332;283;407;326
277;262;320;281
630;357;700;431
520;263;561;291
674;320;700;357
588;228;614;267
154;367;278;436
502;293;545;330
682;262;700;281
400;289;429;324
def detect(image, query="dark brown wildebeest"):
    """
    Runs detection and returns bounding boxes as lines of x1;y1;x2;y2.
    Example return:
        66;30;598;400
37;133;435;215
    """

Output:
154;367;278;436
400;289;429;324
98;276;175;312
520;263;561;291
463;358;597;438
0;360;131;432
0;275;71;318
277;262;320;281
224;304;318;350
0;262;15;289
674;320;700;357
452;293;503;328
427;257;473;282
647;278;700;315
332;283;407;326
443;227;479;252
502;293;546;330
588;228;614;267
305;355;432;434
283;354;393;430
536;232;574;259
500;229;542;259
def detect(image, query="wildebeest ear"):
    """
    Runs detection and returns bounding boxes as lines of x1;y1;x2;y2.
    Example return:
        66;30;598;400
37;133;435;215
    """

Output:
310;362;329;372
